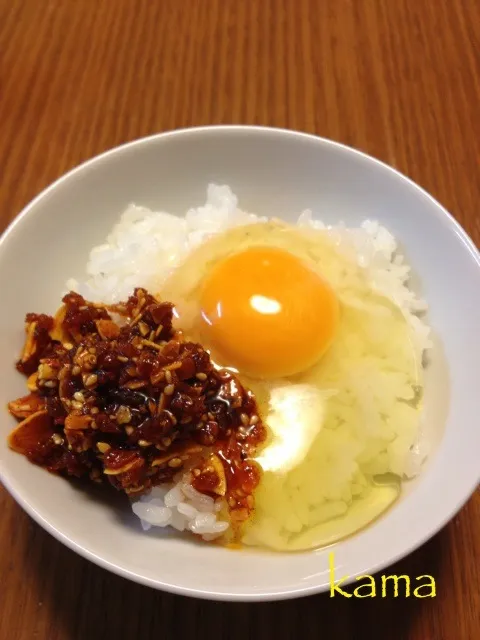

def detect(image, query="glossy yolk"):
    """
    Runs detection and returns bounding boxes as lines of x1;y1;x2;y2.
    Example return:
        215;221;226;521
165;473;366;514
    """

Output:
198;246;340;378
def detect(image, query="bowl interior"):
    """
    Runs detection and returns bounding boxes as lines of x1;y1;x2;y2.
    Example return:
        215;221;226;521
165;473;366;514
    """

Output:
1;127;479;600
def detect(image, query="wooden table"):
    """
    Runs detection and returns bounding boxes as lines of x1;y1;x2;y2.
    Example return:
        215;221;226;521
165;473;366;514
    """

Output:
1;1;479;638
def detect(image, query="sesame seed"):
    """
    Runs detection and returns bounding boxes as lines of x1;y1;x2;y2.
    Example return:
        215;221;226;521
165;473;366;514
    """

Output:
116;405;132;424
141;339;162;351
52;434;63;445
151;371;165;385
164;384;175;396
124;380;147;389
90;407;99;415
168;457;182;468
72;366;81;376
196;372;207;381
193;468;201;477
73;391;85;402
37;364;49;379
165;362;182;370
63;343;74;350
71;400;83;410
117;355;129;363
249;415;259;425
156;393;166;413
44;380;57;388
246;495;254;508
97;442;111;454
138;439;151;447
130;312;143;327
165;370;172;384
161;437;172;448
228;497;236;508
125;426;134;435
138;322;150;336
85;374;98;387
240;413;249;426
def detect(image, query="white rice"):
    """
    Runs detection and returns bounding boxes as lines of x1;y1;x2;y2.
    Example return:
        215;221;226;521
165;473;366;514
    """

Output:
67;185;266;304
68;184;431;539
132;475;229;540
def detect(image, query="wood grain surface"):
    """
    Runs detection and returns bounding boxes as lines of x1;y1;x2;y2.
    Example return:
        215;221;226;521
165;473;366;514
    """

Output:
1;1;479;638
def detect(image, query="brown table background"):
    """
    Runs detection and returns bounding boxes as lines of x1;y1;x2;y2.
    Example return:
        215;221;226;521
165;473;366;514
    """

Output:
1;1;479;638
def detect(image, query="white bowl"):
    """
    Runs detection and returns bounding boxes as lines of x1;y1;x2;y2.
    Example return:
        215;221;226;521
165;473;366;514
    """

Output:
1;126;479;601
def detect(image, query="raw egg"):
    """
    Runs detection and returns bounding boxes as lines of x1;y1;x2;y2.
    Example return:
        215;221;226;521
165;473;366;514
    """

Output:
198;246;339;377
161;220;422;551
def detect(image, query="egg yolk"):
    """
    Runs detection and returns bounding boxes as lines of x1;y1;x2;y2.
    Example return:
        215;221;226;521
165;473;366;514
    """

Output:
198;246;340;378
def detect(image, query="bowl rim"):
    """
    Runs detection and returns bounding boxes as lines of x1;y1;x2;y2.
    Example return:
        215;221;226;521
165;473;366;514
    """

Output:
1;125;480;602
